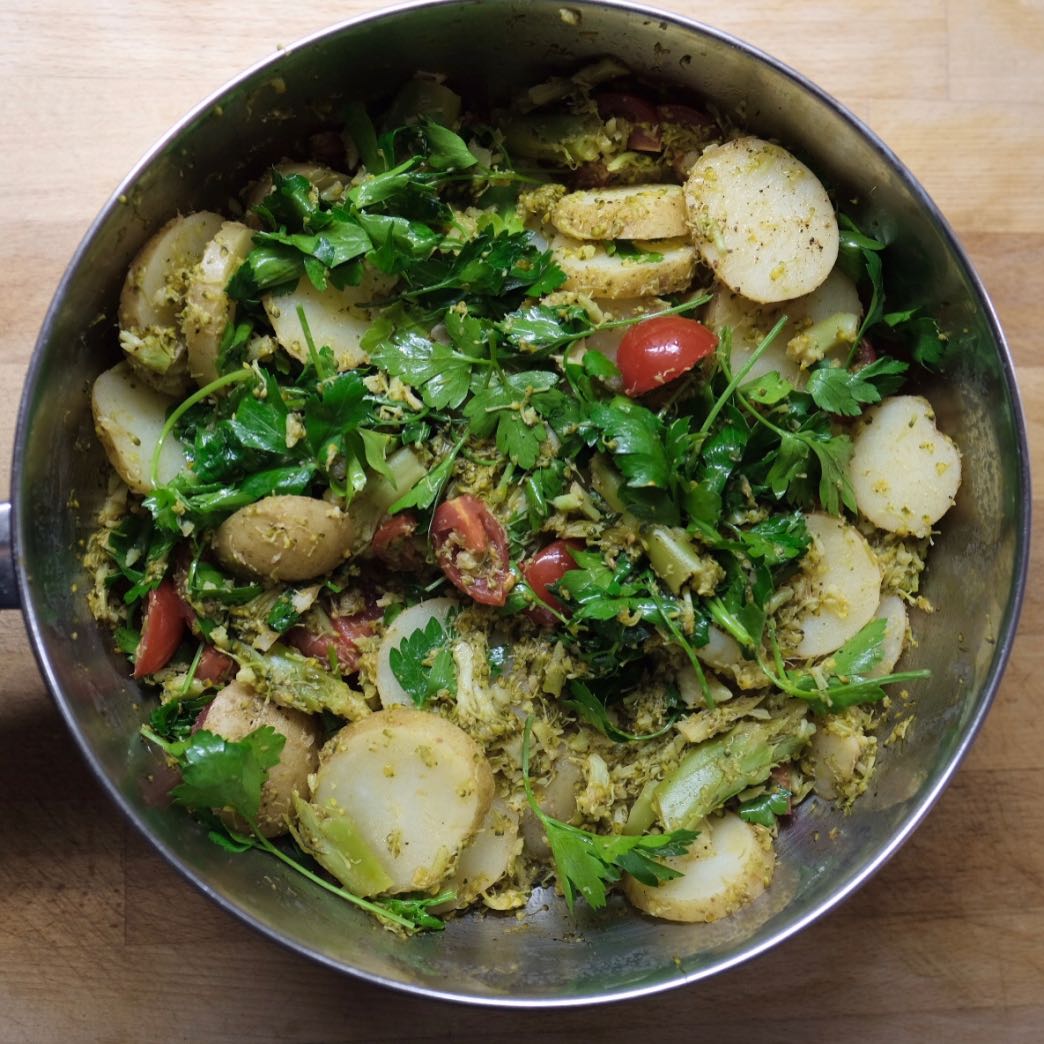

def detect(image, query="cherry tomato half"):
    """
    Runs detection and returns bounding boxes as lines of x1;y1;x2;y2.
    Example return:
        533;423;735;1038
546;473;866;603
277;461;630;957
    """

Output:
287;607;382;674
595;92;662;152
431;495;514;607
617;315;718;396
523;539;583;626
133;579;187;678
371;512;424;572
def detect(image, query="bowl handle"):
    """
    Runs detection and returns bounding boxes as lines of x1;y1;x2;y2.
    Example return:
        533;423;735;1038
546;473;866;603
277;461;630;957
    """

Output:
0;502;17;609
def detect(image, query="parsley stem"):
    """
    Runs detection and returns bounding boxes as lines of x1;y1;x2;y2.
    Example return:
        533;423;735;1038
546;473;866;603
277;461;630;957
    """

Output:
149;368;256;488
647;581;714;709
592;293;713;336
296;305;330;383
248;828;422;931
698;315;789;438
178;642;204;698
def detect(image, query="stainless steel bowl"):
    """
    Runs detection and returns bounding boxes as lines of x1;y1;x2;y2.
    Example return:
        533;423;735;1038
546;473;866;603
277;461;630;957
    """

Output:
1;0;1030;1007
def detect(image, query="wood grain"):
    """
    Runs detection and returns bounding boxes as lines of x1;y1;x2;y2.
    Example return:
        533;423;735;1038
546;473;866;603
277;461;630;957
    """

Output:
1;2;1042;1040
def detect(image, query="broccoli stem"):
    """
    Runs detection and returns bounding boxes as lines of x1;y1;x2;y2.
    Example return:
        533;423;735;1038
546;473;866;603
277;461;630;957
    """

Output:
653;706;815;830
641;524;706;595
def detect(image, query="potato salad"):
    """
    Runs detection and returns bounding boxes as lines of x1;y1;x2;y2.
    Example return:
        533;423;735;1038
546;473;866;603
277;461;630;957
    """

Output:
86;61;961;933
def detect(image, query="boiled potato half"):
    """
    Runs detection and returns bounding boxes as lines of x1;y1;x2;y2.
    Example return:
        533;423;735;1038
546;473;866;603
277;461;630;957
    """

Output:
551;234;696;299
849;395;962;538
118;211;224;393
551;184;689;241
792;513;882;659
182;221;255;387
307;707;495;894
213;495;355;582
91;362;188;493
684;136;839;303
202;679;321;837
624;812;774;923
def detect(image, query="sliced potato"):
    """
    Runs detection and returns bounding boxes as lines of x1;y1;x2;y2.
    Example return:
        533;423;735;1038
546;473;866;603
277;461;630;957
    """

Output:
704;268;862;386
684;136;839;303
792;513;882;659
91;361;188;493
310;707;495;894
202;679;321;837
118;211;224;393
521;748;583;859
181;221;255;387
243;161;349;220
437;800;521;909
213;495;355;582
551;185;688;241
868;594;908;678
376;597;458;708
264;267;395;372
809;714;875;803
849;395;962;538
551;234;696;299
344;447;429;553
624;812;774;923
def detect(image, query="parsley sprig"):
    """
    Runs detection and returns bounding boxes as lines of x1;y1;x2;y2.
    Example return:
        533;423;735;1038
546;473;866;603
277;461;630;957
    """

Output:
521;717;698;912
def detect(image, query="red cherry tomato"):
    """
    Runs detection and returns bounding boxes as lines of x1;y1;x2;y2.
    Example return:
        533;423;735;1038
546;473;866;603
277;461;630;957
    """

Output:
617;316;718;396
133;580;187;678
195;645;235;684
595;92;662;152
431;495;514;606
287;607;381;674
371;512;424;572
523;539;582;626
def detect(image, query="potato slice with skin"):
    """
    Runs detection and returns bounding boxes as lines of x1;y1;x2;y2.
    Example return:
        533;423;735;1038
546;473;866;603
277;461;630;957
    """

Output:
243;161;349;221
118;211;224;393
868;594;908;679
376;597;458;708
213;495;355;582
201;679;321;837
436;799;521;910
181;221;255;387
684;136;839;303
311;707;494;894
704;268;861;387
264;267;395;372
91;362;188;493
793;513;882;659
624;812;774;923
849;395;962;538
551;234;696;299
551;184;688;241
809;714;875;802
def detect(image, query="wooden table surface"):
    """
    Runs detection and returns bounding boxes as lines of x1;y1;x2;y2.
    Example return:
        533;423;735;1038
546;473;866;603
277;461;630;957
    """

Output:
2;1;1042;1040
